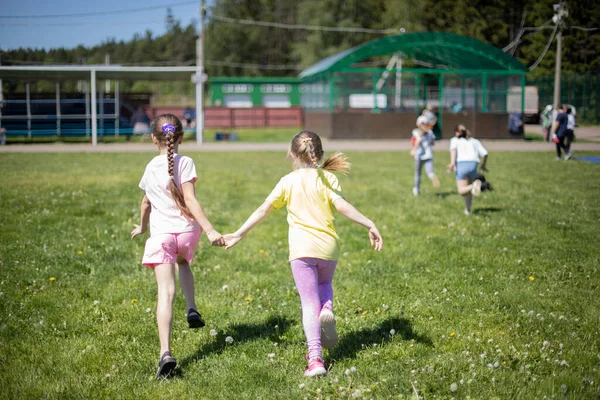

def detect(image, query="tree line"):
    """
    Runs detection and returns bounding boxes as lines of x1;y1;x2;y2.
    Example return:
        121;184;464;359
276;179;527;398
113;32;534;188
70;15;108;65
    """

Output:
1;0;598;94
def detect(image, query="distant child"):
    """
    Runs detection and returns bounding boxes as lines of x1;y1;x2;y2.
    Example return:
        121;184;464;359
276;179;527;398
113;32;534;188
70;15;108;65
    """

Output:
552;104;571;160
130;114;225;378
410;116;440;195
223;131;383;377
564;107;575;160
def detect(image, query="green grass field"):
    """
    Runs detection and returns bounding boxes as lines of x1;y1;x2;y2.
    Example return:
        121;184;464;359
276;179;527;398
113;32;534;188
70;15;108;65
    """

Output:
1;150;599;399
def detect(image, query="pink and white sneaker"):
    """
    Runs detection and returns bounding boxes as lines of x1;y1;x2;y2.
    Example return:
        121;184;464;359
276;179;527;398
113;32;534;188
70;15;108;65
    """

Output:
304;357;327;377
319;304;338;349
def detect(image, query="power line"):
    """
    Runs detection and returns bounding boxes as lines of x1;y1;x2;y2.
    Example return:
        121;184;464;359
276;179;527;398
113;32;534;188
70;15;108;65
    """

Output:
529;23;559;71
569;26;598;32
502;19;553;52
211;14;403;34
0;1;198;19
0;20;165;27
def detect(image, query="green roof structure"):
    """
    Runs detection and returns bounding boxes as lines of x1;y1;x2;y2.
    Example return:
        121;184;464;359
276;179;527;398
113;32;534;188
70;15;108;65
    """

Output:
298;32;528;140
300;32;528;78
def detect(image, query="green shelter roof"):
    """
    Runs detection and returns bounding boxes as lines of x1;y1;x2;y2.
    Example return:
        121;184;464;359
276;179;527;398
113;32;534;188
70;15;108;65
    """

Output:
299;32;528;78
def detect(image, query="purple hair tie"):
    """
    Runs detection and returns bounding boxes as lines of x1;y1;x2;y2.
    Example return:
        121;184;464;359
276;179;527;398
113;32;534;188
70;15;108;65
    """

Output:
161;123;175;135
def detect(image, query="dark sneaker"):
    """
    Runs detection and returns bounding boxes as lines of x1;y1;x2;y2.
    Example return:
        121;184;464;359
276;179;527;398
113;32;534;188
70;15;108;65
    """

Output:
481;181;493;192
187;308;205;329
156;351;177;379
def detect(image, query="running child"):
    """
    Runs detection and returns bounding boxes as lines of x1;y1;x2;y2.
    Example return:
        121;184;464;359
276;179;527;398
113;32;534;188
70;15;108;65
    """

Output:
130;114;225;378
410;116;440;195
223;131;383;377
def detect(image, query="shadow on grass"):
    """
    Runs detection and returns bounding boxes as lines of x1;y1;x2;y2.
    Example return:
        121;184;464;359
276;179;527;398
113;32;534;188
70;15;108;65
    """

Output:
329;316;432;361
177;314;294;373
472;207;502;214
436;191;455;199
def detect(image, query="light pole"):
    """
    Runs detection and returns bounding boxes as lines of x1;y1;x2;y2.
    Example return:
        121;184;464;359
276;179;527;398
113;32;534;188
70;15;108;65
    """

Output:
552;2;568;108
194;0;206;145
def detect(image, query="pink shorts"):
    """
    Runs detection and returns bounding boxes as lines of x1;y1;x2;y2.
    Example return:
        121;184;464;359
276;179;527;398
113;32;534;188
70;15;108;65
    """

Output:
142;229;202;268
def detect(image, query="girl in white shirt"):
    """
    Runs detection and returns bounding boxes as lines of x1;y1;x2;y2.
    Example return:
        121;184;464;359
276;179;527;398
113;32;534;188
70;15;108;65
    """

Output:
130;114;225;378
447;124;489;215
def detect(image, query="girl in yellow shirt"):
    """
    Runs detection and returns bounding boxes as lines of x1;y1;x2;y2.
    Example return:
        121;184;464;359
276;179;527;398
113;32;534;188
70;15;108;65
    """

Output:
224;131;383;377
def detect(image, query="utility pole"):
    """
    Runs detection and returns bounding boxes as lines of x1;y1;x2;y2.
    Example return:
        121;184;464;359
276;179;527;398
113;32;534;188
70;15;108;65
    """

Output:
553;2;568;108
194;0;206;145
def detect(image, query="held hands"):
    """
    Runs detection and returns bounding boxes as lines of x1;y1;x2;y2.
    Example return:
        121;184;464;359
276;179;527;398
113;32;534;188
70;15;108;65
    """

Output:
223;233;243;249
446;162;456;174
206;230;226;247
480;165;489;173
368;225;384;252
130;224;146;240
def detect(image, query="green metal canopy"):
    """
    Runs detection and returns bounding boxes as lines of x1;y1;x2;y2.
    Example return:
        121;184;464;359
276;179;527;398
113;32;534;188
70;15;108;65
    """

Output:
299;32;528;78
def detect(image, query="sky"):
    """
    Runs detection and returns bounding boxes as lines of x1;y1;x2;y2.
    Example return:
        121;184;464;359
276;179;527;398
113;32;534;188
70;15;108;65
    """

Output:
0;0;205;51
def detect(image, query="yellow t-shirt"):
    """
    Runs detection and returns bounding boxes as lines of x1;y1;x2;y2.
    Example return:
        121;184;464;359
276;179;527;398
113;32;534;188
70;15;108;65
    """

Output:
266;168;344;261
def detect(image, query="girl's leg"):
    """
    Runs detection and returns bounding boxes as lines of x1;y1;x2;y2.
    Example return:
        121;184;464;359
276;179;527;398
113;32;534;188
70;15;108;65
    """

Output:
456;178;472;196
424;159;440;188
456;179;473;214
316;260;337;310
290;258;322;360
565;131;573;154
177;260;197;311
413;158;422;194
154;263;177;356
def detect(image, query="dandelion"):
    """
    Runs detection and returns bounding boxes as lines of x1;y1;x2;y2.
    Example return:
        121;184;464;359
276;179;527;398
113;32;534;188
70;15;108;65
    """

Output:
77;250;83;255
390;329;396;336
210;329;218;336
345;369;352;376
450;383;458;392
351;389;362;398
450;332;456;337
213;265;221;270
259;249;265;254
49;277;56;281
244;297;253;302
131;299;137;304
222;284;229;290
529;276;535;281
225;336;234;344
145;308;151;313
298;383;305;390
267;353;275;359
93;300;100;305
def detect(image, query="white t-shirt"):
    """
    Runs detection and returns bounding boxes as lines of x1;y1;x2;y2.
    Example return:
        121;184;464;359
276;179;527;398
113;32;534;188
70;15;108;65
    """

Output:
450;137;488;163
567;114;575;130
139;153;200;235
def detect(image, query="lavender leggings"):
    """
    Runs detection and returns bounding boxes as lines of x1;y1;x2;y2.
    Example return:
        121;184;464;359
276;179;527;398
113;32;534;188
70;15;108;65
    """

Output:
290;257;337;360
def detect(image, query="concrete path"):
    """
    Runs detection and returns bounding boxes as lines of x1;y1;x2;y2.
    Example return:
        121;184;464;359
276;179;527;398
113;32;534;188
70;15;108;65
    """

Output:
525;124;600;142
2;139;600;153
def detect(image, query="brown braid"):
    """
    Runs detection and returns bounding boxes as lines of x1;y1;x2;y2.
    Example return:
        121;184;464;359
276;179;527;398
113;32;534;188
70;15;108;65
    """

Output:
151;113;193;219
305;139;319;167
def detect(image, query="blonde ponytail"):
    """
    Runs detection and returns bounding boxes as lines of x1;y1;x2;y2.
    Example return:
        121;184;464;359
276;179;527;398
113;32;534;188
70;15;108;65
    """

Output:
321;151;351;174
